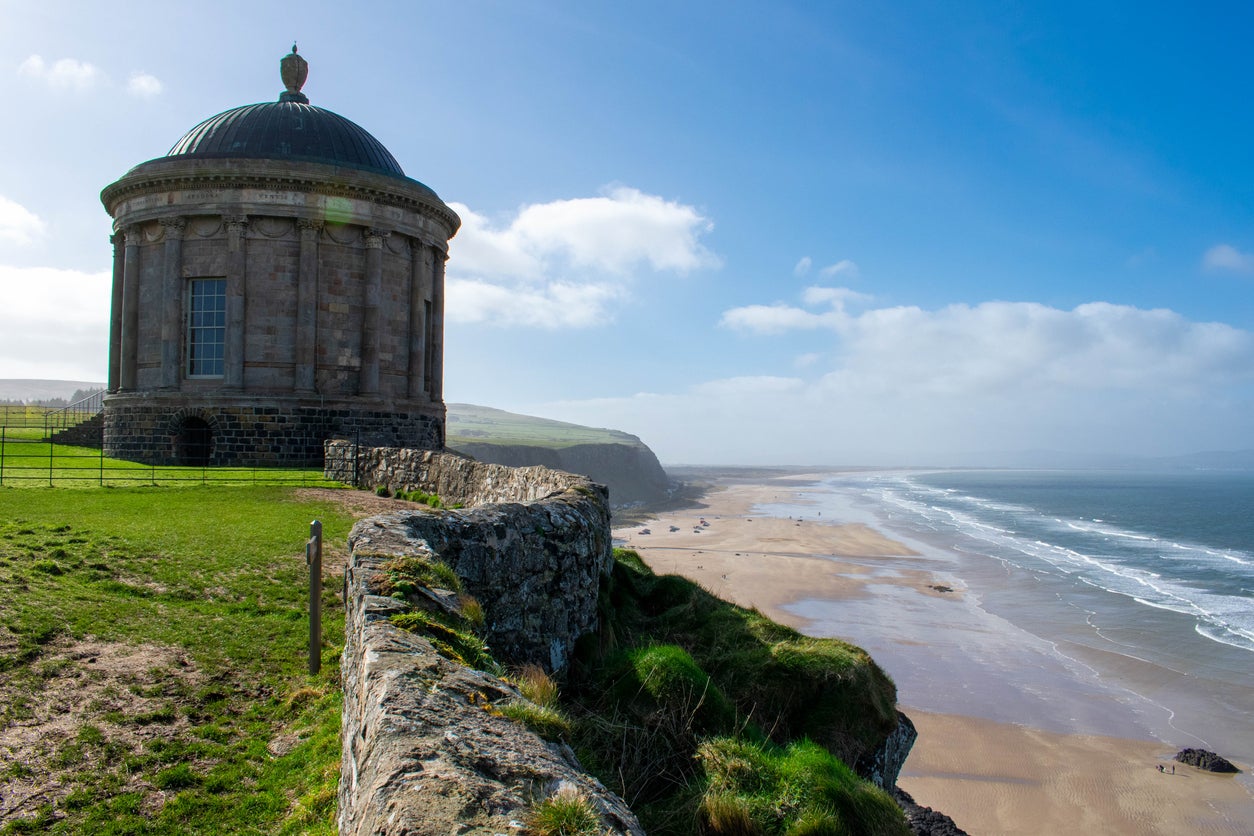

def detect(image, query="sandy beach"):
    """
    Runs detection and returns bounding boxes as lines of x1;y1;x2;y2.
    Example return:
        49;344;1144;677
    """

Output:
614;475;1254;835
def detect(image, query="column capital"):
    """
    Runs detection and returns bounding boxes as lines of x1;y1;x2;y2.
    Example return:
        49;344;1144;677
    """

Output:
363;228;390;249
159;216;187;239
297;217;325;233
223;214;250;233
123;224;144;247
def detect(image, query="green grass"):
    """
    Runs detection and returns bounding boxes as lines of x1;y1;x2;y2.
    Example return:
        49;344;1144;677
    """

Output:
526;789;602;836
0;432;333;488
699;738;907;835
445;402;644;450
0;485;357;834
562;549;906;835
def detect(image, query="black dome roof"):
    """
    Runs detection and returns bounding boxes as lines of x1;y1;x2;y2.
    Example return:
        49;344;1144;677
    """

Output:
165;101;405;177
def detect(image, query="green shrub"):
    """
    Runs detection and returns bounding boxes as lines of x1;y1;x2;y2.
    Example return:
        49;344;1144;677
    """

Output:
561;549;903;834
515;663;559;707
389;609;497;673
381;554;462;596
527;789;601;836
459;594;486;630
698;738;907;836
621;644;735;734
497;701;572;741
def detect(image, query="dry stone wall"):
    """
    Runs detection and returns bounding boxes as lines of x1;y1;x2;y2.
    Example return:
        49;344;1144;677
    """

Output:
337;445;636;834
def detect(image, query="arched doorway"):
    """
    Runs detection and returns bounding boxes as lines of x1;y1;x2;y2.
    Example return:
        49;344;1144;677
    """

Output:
174;417;213;466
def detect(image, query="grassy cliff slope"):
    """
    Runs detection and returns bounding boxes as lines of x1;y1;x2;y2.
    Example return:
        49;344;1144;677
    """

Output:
447;404;671;507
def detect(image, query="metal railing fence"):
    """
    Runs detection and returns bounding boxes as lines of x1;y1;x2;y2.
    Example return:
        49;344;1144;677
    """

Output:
0;427;335;487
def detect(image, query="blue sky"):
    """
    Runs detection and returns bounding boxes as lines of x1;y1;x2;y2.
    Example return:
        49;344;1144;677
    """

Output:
1;1;1251;464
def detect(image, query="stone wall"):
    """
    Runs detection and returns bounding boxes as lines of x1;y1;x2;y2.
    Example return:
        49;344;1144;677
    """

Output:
338;446;637;834
326;439;597;506
335;444;613;670
104;396;442;466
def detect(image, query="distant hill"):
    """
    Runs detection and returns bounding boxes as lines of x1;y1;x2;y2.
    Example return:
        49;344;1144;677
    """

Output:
447;403;671;507
0;379;106;403
446;403;644;448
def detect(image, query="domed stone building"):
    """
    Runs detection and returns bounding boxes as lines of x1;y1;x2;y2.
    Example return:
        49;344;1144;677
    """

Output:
100;47;459;465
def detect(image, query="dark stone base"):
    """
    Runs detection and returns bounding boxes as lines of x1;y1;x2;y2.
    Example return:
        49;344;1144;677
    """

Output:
103;393;444;467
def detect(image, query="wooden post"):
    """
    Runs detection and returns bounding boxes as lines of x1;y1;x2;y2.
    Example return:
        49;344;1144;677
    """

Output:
307;520;323;675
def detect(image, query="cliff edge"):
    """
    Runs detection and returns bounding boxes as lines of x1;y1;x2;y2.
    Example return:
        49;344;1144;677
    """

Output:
446;403;671;508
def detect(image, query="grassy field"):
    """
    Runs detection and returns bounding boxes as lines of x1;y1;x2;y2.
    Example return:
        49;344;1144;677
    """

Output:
0;484;361;834
446;403;644;449
0;430;333;489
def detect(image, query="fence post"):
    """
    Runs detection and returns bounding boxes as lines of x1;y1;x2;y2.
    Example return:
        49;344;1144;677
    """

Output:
1;426;5;486
99;441;104;487
48;433;54;487
353;429;361;488
306;520;323;675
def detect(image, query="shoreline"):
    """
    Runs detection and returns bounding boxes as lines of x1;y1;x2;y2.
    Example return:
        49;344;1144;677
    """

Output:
614;472;1254;834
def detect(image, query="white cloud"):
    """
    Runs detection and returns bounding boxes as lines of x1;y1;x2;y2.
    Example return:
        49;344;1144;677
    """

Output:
446;278;623;329
721;285;868;333
446;186;718;328
558;292;1254;464
794;352;822;368
819;259;859;278
127;72;163;98
0;196;46;246
0;265;111;380
1202;243;1254;274
720;302;840;333
793;256;812;277
727;289;1253;395
18;55;101;92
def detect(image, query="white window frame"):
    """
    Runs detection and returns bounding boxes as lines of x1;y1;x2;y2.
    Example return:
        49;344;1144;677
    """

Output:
186;278;227;378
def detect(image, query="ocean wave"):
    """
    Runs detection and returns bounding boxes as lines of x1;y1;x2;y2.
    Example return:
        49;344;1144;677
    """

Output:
855;472;1254;656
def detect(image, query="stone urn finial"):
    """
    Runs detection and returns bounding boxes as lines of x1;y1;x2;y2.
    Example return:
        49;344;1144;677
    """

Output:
279;44;309;104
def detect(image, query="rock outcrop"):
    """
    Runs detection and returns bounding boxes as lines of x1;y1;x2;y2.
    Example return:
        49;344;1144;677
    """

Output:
1173;748;1240;773
892;788;969;836
859;711;919;790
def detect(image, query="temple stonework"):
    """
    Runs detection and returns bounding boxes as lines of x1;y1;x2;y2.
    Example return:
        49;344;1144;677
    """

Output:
100;47;459;465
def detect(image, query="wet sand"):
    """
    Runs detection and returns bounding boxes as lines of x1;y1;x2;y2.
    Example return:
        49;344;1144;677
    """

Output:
615;477;1254;835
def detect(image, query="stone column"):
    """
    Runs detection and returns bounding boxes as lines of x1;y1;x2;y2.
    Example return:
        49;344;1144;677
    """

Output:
120;226;142;391
360;228;387;396
107;232;124;392
159;217;186;390
223;215;249;390
407;240;432;399
431;249;446;402
295;219;322;393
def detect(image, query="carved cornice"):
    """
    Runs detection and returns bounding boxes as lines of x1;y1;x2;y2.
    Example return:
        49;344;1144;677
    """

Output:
101;162;461;236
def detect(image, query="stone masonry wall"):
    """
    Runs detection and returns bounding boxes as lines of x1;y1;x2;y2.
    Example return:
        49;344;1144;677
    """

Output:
337;445;636;834
103;396;442;466
335;444;613;670
325;439;589;506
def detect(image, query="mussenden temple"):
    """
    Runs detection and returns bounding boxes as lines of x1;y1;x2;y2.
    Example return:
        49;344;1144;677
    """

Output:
99;47;460;467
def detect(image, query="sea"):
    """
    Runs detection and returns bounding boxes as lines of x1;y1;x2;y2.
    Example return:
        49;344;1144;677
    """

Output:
761;468;1254;770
